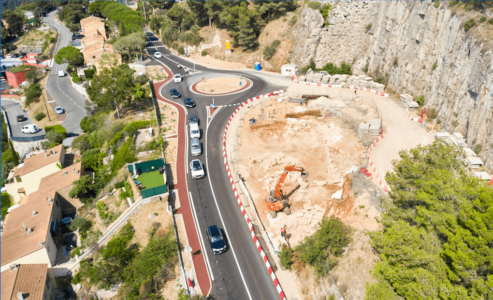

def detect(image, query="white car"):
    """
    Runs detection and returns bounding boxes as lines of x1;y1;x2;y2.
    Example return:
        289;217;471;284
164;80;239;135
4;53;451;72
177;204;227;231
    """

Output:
177;64;181;69
21;124;40;134
174;74;182;83
189;123;200;139
54;106;64;114
58;70;66;77
154;52;162;59
190;159;205;179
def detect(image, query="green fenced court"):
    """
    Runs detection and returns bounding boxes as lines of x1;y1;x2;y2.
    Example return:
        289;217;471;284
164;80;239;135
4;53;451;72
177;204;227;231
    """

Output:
136;171;164;190
128;158;168;198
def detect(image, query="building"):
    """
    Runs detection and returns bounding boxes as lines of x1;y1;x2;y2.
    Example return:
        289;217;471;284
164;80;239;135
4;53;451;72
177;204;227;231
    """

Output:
23;11;35;20
1;264;56;300
4;67;31;89
5;145;66;204
79;16;122;72
1;163;83;275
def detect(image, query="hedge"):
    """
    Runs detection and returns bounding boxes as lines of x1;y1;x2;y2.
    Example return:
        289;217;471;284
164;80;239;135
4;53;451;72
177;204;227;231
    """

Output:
106;120;153;149
1;193;12;221
45;125;67;138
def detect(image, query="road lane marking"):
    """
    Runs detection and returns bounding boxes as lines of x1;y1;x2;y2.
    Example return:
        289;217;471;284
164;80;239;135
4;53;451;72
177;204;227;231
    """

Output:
189;192;215;282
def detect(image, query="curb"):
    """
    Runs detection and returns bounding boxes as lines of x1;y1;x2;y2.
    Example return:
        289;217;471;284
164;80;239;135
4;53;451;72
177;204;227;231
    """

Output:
366;133;389;193
222;90;287;300
291;76;389;97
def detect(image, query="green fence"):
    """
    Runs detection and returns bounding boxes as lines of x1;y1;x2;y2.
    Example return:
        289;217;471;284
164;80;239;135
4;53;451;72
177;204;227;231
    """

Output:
140;184;168;198
128;158;165;175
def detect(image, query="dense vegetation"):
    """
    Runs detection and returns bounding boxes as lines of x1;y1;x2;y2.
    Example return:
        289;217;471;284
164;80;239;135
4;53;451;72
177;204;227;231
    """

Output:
301;58;352;75
73;222;177;299
89;1;145;37
279;217;351;276
1;114;19;187
1;193;13;221
366;142;493;299
58;1;89;32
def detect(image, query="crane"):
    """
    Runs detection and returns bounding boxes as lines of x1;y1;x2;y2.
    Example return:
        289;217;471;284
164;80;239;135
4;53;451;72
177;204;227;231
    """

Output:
266;166;308;218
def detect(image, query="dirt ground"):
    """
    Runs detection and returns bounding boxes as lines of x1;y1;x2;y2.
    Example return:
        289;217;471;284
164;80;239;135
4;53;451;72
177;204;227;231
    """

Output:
127;201;173;248
9;26;56;56
158;102;178;136
235;95;385;299
195;77;248;94
147;65;168;82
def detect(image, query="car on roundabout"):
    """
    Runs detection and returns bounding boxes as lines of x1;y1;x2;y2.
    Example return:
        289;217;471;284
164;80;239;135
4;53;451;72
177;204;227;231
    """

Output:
170;88;181;99
184;97;195;108
174;74;183;83
190;159;205;179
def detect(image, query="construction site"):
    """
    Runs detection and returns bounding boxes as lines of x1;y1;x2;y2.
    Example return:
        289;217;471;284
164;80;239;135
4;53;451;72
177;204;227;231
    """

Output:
225;88;389;299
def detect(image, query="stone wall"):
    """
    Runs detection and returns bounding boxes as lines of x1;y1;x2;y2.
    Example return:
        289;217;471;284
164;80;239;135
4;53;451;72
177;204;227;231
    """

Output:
291;2;493;168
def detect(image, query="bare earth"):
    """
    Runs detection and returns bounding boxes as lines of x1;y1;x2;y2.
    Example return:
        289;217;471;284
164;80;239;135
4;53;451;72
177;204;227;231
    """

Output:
195;77;248;94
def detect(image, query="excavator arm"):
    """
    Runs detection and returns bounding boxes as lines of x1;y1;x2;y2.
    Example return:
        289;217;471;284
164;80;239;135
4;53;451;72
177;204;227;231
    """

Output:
273;166;306;199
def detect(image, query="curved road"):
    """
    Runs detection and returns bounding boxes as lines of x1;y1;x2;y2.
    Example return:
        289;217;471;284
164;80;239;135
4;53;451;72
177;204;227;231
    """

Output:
146;30;292;299
1;99;46;139
44;10;87;135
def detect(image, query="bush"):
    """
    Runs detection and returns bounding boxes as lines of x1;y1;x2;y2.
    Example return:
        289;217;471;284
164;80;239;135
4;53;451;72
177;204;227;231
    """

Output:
474;144;482;154
84;69;95;79
279;244;294;270
308;2;321;10
416;95;425;106
289;16;297;26
427;108;438;119
45;130;64;146
34;112;46;121
479;16;487;23
177;46;185;55
73;76;80;83
80;116;88;132
72;273;82;285
1;193;12;221
201;50;208;57
464;18;476;31
70;247;81;258
263;45;276;60
69;216;92;233
489;19;493;25
375;77;385;84
366;23;372;31
135;74;148;85
432;62;437;71
449;0;457;6
72;135;93;154
66;65;73;74
434;1;440;8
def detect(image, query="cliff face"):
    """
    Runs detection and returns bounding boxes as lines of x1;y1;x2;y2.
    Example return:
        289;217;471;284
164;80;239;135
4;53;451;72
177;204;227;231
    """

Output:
292;2;493;168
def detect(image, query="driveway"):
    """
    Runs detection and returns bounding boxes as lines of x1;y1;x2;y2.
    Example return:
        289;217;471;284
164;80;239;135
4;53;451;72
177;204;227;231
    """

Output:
1;99;46;141
44;10;87;135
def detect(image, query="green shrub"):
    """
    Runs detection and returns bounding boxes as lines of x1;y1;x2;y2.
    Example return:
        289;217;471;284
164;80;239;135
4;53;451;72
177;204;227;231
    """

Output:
97;201;110;219
80;116;88;132
366;23;372;31
449;0;457;6
416;95;425;106
433;1;440;8
66;65;73;74
1;193;12;221
474;144;482;154
375;77;385;84
479;16;487;23
279;244;295;270
201;50;208;57
73;76;80;83
178;46;185;55
308;2;321;10
70;247;81;258
289;16;298;26
45;125;67;138
489;19;493;25
464;18;476;31
114;180;125;189
432;62;437;71
263;45;276;60
319;4;332;25
84;69;95;79
69;216;92;233
34;112;46;121
71;273;82;285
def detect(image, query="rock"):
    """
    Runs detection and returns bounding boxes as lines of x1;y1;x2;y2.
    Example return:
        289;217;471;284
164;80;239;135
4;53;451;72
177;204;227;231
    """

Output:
72;283;81;293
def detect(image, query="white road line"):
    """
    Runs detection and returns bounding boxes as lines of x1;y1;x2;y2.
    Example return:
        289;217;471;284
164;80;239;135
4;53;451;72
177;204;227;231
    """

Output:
185;124;189;174
204;117;253;300
189;192;215;281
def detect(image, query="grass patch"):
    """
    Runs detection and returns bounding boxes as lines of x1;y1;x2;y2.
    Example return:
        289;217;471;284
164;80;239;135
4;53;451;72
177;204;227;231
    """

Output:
137;170;164;190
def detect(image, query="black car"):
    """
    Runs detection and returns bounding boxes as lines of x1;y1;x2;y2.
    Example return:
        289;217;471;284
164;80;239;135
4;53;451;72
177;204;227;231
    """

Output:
12;53;20;58
207;225;227;255
170;88;181;99
16;115;25;122
19;53;26;59
185;97;195;108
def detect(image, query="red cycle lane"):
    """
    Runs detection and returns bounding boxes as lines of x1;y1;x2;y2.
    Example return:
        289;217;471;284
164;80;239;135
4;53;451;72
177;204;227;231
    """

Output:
153;67;211;296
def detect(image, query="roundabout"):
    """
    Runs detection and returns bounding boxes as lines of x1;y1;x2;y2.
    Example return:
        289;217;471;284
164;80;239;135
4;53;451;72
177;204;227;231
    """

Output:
190;76;252;96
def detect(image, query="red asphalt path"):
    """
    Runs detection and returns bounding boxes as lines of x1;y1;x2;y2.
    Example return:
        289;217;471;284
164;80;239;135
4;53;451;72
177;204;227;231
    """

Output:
153;67;211;295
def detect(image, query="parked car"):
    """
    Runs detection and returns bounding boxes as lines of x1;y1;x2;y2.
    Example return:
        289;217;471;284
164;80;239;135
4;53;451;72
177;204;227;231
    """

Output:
189;114;198;126
184;97;195;108
191;137;201;156
54;106;64;114
16;115;25;122
154;52;162;59
12;53;19;58
19;53;26;59
174;74;182;83
190;159;205;179
207;225;227;255
21;124;40;134
170;88;181;99
6;54;12;59
189;123;200;139
58;70;66;77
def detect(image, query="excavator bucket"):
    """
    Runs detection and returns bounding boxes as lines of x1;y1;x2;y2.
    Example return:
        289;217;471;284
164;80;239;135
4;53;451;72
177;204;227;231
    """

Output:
301;170;309;180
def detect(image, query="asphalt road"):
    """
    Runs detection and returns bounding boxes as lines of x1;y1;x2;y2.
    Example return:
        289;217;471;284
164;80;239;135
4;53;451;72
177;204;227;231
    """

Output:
1;99;46;138
44;10;86;135
145;30;291;300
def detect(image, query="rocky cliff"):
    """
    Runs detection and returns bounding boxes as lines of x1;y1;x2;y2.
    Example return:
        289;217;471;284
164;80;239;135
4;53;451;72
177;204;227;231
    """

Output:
292;2;493;169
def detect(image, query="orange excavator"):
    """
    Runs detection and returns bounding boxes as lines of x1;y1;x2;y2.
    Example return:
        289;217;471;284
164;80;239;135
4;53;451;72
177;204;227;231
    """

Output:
266;166;309;218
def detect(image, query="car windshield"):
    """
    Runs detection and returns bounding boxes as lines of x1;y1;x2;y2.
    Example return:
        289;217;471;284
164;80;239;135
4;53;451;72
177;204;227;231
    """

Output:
192;130;199;134
171;89;177;93
192;161;202;171
175;75;180;78
192;145;199;149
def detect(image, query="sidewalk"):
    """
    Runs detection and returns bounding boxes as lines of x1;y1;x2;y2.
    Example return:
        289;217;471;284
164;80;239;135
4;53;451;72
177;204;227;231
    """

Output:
153;67;211;296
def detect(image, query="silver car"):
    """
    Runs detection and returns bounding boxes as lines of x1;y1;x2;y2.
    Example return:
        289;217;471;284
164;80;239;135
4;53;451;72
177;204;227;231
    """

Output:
191;137;201;156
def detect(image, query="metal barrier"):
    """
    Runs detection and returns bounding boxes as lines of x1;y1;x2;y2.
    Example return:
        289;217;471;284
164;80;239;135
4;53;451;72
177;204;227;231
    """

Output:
140;184;168;198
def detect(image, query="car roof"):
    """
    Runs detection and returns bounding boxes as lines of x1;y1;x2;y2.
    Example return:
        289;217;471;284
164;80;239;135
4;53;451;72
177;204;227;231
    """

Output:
191;137;199;143
171;88;177;92
208;225;220;236
190;114;197;119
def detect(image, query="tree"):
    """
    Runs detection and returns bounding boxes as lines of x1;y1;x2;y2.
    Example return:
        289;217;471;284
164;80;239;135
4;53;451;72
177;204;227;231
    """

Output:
205;1;225;27
114;32;147;63
69;216;92;233
25;84;42;108
25;68;38;84
133;83;144;101
69;175;101;202
72;134;93;154
3;10;25;37
45;130;64;147
8;139;19;166
81;149;101;170
54;46;84;71
222;3;259;50
86;66;134;118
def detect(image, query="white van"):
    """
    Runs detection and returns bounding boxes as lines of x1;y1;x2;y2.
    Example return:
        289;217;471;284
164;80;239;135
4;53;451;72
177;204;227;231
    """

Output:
281;64;298;76
58;70;66;77
21;124;40;134
189;123;200;139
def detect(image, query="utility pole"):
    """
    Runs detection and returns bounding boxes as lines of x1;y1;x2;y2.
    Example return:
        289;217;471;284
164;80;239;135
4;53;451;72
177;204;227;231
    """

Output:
42;88;52;121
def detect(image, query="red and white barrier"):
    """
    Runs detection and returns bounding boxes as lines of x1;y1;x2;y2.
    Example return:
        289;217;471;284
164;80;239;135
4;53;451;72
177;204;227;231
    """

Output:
223;91;287;300
291;76;389;97
366;132;389;193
